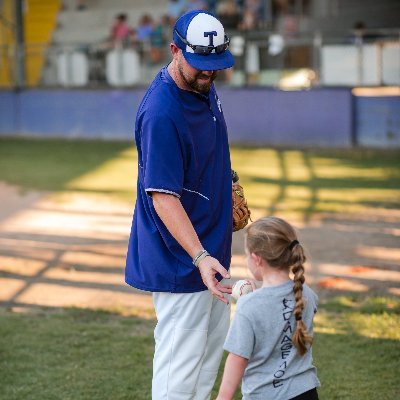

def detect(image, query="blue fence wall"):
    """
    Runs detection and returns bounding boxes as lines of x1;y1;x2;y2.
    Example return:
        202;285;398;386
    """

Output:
219;88;353;147
0;88;399;147
0;90;146;139
355;96;400;147
0;91;17;133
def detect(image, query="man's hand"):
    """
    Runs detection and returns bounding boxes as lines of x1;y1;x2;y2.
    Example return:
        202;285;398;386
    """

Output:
198;256;231;304
151;192;232;303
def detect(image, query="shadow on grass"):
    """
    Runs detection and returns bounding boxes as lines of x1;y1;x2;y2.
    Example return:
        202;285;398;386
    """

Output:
250;175;400;191
313;330;400;400
0;227;152;315
1;303;399;400
0;142;399;321
0;306;155;400
232;147;400;221
319;294;400;315
0;138;135;192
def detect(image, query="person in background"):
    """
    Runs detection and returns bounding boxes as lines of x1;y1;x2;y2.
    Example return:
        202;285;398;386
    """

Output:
205;0;218;14
217;0;241;30
135;14;155;58
185;0;209;12
150;15;171;64
75;0;87;11
217;216;320;400
136;14;155;42
167;0;188;22
110;13;134;48
239;0;262;30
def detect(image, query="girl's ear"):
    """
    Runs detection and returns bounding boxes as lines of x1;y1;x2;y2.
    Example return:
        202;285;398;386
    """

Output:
250;252;262;266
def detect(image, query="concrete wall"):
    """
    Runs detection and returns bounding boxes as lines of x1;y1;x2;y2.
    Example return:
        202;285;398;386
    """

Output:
0;87;399;148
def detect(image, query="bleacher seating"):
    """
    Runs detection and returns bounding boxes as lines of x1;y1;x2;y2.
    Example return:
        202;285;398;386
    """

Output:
57;51;89;86
54;0;168;45
106;49;141;86
43;0;168;86
3;0;398;88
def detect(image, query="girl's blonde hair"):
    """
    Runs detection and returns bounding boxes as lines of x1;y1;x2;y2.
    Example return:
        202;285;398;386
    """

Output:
245;216;313;356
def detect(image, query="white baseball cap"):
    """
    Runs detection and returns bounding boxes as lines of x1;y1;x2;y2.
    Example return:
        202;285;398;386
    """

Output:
173;10;234;71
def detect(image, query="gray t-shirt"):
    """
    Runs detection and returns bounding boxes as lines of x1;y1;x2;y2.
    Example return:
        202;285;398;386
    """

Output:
224;280;320;400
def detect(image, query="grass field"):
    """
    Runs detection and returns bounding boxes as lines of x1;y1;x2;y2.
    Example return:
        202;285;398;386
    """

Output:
1;296;399;400
1;138;400;399
0;138;399;218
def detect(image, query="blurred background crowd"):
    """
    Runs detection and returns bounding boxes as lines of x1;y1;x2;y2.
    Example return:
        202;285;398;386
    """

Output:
72;0;284;69
0;0;399;89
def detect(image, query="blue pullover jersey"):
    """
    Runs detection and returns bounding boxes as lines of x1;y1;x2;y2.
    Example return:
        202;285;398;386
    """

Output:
125;66;232;292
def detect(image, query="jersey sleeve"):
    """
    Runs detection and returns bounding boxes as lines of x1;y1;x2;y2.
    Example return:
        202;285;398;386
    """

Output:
223;310;255;360
140;112;184;198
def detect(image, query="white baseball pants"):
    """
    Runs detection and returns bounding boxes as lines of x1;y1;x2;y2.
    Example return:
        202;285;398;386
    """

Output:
152;288;230;400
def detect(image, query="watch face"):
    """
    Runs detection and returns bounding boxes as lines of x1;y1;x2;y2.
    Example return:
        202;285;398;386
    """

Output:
232;170;239;182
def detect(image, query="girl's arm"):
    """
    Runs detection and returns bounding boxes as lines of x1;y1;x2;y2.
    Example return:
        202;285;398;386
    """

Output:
216;353;248;400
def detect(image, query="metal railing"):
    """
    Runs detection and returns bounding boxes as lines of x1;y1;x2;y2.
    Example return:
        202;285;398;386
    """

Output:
0;28;399;89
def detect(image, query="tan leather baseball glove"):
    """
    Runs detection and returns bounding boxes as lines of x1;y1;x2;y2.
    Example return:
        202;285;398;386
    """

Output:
232;184;251;232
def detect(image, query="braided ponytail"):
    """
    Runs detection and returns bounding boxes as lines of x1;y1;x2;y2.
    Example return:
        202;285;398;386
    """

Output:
291;245;313;356
246;217;313;357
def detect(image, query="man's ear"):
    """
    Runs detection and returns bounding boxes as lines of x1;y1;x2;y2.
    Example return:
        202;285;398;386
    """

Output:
170;42;180;57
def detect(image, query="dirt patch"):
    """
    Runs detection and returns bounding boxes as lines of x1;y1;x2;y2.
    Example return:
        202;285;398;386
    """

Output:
0;183;399;315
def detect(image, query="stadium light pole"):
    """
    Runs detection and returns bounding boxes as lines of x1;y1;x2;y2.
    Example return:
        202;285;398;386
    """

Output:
14;0;26;89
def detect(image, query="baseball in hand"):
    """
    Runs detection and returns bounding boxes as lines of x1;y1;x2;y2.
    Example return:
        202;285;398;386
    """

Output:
231;279;253;300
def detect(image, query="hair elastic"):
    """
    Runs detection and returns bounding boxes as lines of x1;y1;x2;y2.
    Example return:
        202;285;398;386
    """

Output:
295;315;302;321
289;240;299;251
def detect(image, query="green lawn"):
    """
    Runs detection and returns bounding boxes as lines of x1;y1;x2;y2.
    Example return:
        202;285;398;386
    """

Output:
1;138;399;398
0;138;136;199
0;296;399;400
0;138;399;218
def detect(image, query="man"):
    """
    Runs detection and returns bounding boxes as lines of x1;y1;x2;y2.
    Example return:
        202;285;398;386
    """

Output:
125;10;235;400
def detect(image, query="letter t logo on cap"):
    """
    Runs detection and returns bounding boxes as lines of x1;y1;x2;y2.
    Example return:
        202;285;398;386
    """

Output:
204;31;217;46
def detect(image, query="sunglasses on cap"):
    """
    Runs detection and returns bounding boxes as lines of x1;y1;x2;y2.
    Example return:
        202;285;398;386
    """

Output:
175;29;230;55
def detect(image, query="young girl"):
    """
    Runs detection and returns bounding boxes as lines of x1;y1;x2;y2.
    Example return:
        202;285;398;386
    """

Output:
217;217;320;400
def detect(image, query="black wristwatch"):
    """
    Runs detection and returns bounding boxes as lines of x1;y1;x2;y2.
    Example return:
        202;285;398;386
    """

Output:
231;169;239;183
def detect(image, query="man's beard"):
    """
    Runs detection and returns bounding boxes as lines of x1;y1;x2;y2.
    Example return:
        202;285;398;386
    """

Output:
178;62;217;93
